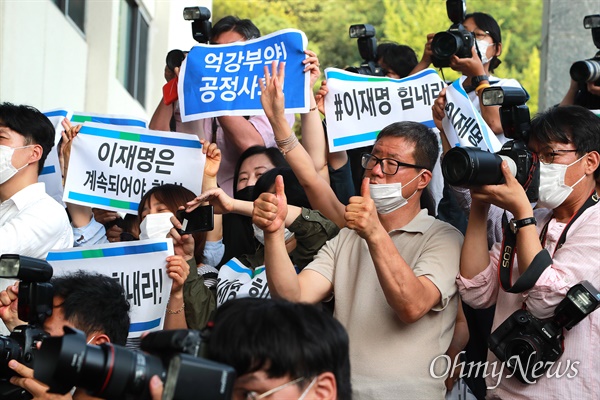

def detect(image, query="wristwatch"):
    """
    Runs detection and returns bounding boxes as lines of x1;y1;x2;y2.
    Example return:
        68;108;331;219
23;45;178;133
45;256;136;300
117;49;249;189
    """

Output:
471;75;489;87
509;217;537;234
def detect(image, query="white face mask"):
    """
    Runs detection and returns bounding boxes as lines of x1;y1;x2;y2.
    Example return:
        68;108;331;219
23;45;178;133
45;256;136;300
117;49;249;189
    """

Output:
537;155;587;210
0;145;32;184
252;223;295;245
369;170;424;214
139;212;174;240
475;39;491;65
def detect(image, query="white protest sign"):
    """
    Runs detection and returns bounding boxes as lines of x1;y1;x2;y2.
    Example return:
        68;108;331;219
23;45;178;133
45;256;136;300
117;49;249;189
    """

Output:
46;239;174;343
63;122;205;214
42;109;73;205
441;77;502;152
324;68;445;152
216;258;270;307
70;111;147;128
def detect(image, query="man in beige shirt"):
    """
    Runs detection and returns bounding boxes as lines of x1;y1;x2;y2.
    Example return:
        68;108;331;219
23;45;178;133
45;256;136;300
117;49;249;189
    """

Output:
254;119;463;399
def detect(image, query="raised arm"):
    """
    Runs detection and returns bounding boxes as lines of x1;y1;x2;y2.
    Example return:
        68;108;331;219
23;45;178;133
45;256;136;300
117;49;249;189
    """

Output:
254;176;333;303
260;61;346;228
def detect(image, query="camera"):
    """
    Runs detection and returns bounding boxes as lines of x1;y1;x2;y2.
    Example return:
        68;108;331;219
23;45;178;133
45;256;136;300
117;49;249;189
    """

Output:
569;15;600;84
431;0;475;68
488;280;600;383
34;327;235;400
0;255;54;400
441;86;540;202
346;24;384;76
183;6;212;44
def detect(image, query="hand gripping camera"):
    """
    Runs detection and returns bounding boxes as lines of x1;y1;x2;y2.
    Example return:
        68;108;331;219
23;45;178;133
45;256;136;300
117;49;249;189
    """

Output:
441;86;540;203
346;24;384;76
569;15;600;85
0;255;54;400
431;0;475;68
488;280;600;384
34;327;235;400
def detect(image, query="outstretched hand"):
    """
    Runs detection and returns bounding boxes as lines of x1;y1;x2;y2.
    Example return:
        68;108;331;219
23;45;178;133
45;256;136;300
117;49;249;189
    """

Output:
252;175;288;234
345;177;380;239
200;139;221;182
186;188;234;215
260;61;286;121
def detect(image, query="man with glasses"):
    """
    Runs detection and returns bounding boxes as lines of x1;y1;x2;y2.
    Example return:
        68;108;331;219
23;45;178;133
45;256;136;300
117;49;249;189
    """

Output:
253;120;464;399
150;298;351;400
457;105;600;399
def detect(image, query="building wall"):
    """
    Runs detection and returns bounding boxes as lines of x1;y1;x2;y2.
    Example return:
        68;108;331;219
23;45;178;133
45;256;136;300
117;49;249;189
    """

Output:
0;0;211;120
539;0;598;111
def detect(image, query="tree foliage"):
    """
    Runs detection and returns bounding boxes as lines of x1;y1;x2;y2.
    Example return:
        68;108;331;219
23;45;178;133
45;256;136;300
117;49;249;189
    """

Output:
213;0;542;112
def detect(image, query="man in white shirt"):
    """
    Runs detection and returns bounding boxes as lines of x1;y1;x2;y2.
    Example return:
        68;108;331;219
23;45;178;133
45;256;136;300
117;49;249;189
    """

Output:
0;102;73;333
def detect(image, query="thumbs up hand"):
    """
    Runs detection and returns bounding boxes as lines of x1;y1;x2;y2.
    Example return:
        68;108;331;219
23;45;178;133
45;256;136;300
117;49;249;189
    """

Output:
345;177;379;239
252;175;288;234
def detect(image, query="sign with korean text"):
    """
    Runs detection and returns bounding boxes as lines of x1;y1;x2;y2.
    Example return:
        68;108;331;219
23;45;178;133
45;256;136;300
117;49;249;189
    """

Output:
216;257;270;307
324;68;446;152
179;29;309;122
46;239;174;345
63;122;205;214
42;109;73;205
441;77;502;152
41;110;148;205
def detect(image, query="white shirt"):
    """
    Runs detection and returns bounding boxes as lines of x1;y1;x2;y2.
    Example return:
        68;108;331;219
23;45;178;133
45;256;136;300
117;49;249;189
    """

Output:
0;182;73;334
0;182;73;258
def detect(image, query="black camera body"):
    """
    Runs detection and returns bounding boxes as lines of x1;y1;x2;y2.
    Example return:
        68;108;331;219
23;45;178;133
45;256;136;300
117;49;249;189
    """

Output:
569;15;600;84
347;24;384;76
488;309;562;384
0;255;53;400
441;86;540;202
431;0;474;68
34;327;235;400
488;281;600;384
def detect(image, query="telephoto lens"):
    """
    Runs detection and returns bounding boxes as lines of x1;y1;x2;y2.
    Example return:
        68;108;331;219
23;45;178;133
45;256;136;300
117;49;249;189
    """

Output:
441;147;516;186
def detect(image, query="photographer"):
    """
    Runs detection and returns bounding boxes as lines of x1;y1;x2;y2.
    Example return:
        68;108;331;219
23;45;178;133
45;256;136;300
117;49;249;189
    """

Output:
419;12;520;142
149;297;350;400
0;270;130;400
457;105;600;399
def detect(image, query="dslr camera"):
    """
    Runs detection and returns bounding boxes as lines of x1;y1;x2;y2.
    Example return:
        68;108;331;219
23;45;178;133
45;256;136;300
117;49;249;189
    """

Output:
347;24;384;76
0;255;54;400
34;327;235;400
569;15;600;85
431;0;475;68
488;280;600;383
441;86;540;202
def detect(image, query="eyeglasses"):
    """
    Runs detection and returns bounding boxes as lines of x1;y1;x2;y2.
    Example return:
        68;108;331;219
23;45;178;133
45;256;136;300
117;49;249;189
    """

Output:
361;153;427;175
537;146;579;165
245;377;306;400
472;30;490;40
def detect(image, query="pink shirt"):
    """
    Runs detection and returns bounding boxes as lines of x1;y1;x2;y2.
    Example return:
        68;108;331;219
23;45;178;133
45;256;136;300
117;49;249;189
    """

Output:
203;114;295;197
457;202;600;399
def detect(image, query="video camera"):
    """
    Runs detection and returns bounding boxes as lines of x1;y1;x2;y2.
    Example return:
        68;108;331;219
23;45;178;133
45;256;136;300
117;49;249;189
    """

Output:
33;327;235;400
431;0;475;68
488;280;600;383
441;86;540;202
346;24;384;76
569;15;600;85
0;255;54;400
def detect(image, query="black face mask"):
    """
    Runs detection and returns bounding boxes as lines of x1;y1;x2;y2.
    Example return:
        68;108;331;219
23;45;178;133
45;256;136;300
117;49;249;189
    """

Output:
235;186;254;201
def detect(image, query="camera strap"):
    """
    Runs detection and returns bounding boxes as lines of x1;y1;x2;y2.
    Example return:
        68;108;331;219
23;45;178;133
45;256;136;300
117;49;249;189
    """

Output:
499;190;598;293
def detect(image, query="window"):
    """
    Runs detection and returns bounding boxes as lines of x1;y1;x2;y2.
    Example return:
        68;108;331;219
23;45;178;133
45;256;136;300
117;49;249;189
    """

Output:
52;0;86;33
117;0;149;104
